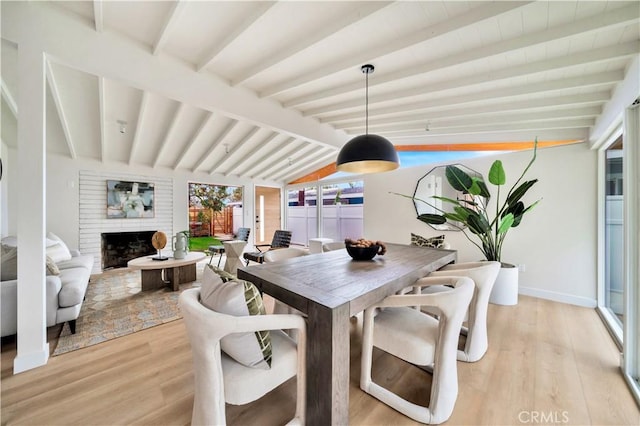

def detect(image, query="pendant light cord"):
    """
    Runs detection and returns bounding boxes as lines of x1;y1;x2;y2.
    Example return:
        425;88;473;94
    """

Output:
365;69;369;135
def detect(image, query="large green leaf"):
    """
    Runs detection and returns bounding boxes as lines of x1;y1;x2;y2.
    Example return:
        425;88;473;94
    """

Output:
443;212;466;223
445;165;474;192
506;179;538;206
467;179;482;196
417;214;446;225
432;195;463;206
453;206;471;221
474;178;491;198
467;213;490;235
488;160;506;185
498;213;514;234
505;201;525;227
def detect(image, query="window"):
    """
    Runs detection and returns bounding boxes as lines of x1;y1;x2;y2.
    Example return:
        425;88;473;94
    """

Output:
286;186;318;246
286;180;364;245
321;181;364;241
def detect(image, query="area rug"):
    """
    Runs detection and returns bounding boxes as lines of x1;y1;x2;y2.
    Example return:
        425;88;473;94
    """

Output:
52;266;202;356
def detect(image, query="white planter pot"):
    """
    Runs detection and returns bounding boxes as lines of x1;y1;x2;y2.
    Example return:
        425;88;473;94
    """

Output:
489;263;519;305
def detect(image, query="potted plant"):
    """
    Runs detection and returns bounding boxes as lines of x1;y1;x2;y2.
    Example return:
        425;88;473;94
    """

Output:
398;139;540;305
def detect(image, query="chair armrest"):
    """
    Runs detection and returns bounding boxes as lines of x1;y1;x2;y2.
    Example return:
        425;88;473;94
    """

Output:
371;276;474;310
179;289;306;341
46;275;63;325
225;313;306;336
431;261;497;273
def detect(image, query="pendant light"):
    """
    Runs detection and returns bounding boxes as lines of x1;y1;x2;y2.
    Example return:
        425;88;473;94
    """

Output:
336;64;399;173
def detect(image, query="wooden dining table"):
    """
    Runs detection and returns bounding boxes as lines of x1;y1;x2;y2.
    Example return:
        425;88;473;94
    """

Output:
237;242;457;426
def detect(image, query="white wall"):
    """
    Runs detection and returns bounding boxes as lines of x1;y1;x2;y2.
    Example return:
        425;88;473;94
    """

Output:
590;54;640;148
363;142;598;307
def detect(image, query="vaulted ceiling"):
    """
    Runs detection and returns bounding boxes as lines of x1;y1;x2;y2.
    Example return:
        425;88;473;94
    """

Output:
1;1;639;183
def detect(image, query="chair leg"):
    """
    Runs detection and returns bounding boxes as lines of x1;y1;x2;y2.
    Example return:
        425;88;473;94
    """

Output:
69;319;77;334
360;307;375;392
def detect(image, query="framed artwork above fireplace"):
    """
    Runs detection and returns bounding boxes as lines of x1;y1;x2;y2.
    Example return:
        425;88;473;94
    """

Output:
107;180;155;219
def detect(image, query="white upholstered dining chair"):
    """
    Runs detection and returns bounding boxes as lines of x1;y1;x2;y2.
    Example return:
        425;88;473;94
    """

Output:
263;247;309;319
262;246;309;263
179;288;306;425
321;241;346;252
360;276;474;424
423;261;501;362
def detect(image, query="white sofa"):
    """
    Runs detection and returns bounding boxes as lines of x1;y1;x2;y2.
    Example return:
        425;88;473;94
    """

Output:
1;233;94;337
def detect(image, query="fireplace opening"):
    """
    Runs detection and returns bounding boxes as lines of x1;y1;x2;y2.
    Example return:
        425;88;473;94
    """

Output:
101;231;157;270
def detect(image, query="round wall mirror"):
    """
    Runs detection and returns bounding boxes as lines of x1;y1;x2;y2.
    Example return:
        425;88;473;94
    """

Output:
412;164;486;231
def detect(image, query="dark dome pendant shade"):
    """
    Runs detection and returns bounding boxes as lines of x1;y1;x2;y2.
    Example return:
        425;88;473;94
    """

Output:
336;64;399;174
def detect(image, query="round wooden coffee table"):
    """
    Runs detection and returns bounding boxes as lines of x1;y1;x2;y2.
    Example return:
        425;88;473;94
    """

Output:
127;251;206;291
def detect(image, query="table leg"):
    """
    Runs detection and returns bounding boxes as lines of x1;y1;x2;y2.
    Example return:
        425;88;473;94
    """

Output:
140;269;165;291
165;263;197;291
306;301;350;426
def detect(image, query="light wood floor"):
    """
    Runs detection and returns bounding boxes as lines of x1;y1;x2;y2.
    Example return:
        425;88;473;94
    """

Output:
2;295;639;425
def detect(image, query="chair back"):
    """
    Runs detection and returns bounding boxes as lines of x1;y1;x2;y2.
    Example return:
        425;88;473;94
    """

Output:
179;288;233;426
235;227;251;242
179;287;307;425
271;230;292;249
359;277;473;424
263;247;308;263
430;261;500;362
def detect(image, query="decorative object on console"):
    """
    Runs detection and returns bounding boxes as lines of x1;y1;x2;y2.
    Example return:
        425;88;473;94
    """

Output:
172;231;189;260
336;64;399;174
151;231;168;261
106;179;154;219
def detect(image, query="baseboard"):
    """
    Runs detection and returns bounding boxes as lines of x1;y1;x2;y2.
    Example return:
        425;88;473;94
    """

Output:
13;344;50;374
519;286;597;308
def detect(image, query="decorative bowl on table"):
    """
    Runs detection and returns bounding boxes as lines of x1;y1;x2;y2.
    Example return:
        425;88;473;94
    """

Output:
344;238;387;261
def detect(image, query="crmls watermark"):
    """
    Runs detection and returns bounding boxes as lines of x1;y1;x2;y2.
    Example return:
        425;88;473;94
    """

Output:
518;410;570;424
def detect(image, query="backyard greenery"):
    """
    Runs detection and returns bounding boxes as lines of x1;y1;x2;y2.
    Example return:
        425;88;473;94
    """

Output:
188;236;222;251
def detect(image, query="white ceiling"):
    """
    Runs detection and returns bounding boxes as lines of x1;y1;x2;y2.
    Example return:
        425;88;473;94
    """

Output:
1;1;639;183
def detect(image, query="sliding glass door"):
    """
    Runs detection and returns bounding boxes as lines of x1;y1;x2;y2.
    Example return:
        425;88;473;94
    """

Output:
622;104;640;403
286;180;364;246
599;102;640;405
604;137;624;331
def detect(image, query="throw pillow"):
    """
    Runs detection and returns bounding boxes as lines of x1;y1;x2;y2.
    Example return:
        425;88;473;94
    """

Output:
410;233;446;249
45;232;72;263
1;244;18;281
209;264;236;282
200;265;272;369
46;255;60;276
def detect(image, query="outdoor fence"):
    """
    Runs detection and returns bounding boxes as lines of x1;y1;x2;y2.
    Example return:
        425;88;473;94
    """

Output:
287;204;364;246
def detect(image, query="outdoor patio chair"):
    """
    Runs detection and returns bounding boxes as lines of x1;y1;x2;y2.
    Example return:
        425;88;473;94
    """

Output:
222;227;250;242
243;230;292;265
